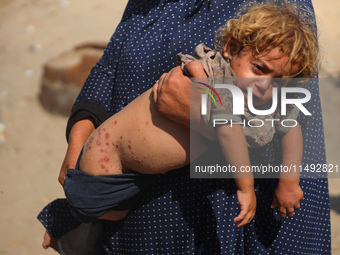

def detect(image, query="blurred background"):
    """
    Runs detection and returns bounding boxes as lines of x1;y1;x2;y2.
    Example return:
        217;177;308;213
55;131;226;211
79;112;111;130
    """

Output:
0;0;339;254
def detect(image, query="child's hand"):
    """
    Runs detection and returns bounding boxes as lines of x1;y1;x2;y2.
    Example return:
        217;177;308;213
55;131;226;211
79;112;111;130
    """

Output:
271;181;303;219
234;189;256;228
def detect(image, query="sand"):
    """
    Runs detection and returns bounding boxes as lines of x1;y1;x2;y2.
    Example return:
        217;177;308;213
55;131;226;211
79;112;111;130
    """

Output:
0;0;339;254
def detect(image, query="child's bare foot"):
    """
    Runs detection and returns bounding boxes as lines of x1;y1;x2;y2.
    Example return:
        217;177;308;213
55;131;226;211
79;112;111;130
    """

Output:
42;231;58;249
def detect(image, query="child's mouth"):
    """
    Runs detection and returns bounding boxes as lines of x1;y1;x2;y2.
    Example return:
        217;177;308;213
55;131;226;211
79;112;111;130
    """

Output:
242;89;262;105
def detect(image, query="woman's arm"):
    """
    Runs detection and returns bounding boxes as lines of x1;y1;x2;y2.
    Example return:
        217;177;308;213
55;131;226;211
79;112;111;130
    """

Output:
61;31;124;185
66;32;124;140
59;119;95;186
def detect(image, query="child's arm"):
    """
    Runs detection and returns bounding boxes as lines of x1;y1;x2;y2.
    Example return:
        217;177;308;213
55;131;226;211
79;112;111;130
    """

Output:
216;124;256;227
154;60;256;227
271;124;304;219
185;60;256;227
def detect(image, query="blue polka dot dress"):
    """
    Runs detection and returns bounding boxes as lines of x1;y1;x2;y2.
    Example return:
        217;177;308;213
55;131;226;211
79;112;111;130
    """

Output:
38;0;331;254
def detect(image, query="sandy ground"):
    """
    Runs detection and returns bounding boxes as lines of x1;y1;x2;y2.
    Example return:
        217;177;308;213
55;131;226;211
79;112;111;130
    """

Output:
0;0;339;254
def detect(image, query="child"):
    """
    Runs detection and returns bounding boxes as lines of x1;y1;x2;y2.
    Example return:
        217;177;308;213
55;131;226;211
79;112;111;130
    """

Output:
62;2;318;228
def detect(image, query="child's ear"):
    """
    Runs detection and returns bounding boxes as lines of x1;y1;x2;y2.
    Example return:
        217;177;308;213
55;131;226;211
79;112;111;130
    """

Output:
223;38;242;60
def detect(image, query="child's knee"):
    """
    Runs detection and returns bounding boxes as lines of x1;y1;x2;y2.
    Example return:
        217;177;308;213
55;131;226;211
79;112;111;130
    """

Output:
185;60;206;78
186;60;203;73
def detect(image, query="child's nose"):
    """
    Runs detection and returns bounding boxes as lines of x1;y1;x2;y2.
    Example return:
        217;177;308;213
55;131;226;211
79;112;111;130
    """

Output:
256;78;272;93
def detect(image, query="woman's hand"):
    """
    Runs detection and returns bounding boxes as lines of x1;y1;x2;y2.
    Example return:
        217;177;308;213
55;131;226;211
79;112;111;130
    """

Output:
152;66;191;127
152;62;207;127
58;119;95;186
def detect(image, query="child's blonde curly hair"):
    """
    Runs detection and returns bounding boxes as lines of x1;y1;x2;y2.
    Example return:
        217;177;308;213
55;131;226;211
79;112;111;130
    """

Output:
215;1;319;79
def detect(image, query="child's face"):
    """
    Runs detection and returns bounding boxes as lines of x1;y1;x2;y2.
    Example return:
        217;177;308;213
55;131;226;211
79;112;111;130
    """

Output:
225;47;296;106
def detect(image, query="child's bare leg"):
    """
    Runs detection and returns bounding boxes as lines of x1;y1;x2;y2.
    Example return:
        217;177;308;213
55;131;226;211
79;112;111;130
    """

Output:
76;88;207;221
98;210;130;221
79;88;206;176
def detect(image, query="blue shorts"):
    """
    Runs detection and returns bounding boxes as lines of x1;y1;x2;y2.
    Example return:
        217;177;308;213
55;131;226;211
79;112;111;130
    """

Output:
64;149;161;222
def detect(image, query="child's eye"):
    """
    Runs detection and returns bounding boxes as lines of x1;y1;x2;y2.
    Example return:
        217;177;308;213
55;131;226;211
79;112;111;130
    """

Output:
252;64;264;74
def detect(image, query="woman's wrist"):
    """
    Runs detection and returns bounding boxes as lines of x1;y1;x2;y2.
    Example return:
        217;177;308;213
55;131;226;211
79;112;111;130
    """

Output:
59;119;95;186
68;118;95;146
